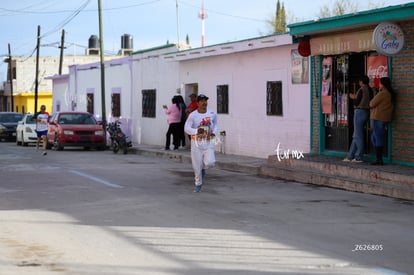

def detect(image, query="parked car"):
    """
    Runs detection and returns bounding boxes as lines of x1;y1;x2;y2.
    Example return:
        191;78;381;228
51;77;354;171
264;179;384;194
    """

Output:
16;113;38;146
47;112;105;151
0;112;24;141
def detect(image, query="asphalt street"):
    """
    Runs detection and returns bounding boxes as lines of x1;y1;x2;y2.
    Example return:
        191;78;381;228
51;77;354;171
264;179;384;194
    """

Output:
0;142;413;275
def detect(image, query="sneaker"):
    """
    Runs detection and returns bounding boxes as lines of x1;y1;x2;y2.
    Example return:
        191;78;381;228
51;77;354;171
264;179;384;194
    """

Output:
201;169;206;179
194;184;202;193
42;151;47;156
342;158;351;162
351;159;363;163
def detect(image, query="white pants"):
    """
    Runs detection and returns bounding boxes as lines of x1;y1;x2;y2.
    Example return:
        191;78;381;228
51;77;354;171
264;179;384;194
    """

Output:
191;139;215;186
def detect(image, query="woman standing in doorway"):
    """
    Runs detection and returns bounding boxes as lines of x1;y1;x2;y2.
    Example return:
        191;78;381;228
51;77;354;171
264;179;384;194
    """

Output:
369;77;395;165
343;75;373;163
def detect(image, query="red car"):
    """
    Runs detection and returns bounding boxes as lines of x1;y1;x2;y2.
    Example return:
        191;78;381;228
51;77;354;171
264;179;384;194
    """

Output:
47;112;105;151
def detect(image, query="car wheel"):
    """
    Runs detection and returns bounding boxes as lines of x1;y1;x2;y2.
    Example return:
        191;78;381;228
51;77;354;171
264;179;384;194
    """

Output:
22;133;28;146
53;134;64;151
46;142;53;150
112;141;119;153
16;132;22;146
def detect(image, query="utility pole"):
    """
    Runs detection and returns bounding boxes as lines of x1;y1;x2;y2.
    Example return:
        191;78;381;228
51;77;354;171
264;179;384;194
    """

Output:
58;29;65;75
34;25;41;113
98;0;107;141
8;43;14;112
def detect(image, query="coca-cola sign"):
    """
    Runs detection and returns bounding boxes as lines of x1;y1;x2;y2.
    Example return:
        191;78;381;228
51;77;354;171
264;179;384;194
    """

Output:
367;56;388;89
373;22;405;56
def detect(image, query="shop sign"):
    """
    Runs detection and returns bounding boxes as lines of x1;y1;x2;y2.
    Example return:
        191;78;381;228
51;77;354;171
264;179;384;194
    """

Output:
372;22;405;56
298;40;311;57
311;30;374;55
367;56;388;89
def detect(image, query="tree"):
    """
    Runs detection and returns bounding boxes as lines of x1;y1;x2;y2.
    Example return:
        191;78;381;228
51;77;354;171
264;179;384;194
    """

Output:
186;34;190;45
317;0;358;17
267;0;286;34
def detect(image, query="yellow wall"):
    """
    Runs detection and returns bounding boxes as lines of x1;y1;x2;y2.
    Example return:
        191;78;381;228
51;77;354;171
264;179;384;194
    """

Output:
14;92;53;114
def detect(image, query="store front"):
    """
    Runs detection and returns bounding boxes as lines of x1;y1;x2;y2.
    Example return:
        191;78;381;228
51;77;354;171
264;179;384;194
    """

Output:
321;51;392;157
288;3;414;166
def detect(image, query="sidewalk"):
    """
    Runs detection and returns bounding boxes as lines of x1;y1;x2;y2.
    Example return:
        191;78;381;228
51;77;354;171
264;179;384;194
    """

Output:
130;144;414;201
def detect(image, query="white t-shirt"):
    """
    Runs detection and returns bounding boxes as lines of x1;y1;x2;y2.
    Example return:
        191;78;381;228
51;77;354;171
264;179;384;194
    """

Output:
184;109;218;137
34;112;49;132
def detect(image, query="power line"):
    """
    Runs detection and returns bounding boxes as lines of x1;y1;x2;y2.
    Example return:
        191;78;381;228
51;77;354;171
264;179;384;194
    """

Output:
41;0;92;39
0;0;162;15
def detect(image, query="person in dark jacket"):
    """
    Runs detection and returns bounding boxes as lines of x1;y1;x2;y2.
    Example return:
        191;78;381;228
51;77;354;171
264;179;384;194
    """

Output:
369;77;395;165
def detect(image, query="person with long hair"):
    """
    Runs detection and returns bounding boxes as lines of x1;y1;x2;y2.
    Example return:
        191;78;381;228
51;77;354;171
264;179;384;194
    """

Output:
174;95;187;148
163;96;182;150
369;77;395;165
343;75;373;163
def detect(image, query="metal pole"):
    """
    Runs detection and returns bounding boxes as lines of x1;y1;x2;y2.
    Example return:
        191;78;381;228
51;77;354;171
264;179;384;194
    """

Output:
34;25;41;113
98;0;107;142
176;0;180;49
8;43;14;112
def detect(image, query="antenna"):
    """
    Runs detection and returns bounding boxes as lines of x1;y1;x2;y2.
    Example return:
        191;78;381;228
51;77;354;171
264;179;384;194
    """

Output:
176;0;181;49
198;0;208;47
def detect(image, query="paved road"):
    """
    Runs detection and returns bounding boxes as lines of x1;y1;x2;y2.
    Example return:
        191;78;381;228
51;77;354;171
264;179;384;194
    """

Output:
0;142;412;274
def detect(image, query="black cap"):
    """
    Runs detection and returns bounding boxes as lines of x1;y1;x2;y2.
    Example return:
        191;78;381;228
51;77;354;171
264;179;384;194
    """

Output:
197;94;209;101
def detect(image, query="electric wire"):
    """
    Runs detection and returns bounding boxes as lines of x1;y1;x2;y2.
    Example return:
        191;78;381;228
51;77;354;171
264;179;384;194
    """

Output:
41;0;92;39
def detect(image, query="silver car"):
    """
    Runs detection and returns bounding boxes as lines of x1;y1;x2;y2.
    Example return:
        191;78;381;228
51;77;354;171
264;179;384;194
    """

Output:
0;112;24;141
16;113;38;146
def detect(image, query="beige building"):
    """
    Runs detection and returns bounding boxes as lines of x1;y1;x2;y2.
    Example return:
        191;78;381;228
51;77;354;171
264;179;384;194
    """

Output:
2;55;119;113
2;34;135;113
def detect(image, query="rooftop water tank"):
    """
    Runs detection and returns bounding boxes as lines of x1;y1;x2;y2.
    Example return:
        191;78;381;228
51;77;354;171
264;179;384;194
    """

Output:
88;35;99;49
121;34;133;49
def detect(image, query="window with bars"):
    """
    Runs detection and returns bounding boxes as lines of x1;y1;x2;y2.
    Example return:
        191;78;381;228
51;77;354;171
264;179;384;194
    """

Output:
217;85;229;114
112;93;121;117
266;81;283;116
87;93;94;114
142;89;156;118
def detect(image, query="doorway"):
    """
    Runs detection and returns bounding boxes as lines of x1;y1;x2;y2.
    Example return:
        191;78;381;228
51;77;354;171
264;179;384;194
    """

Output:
324;53;366;152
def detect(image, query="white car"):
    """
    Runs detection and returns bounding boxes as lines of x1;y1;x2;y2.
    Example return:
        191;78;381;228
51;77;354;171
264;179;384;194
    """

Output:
16;113;38;146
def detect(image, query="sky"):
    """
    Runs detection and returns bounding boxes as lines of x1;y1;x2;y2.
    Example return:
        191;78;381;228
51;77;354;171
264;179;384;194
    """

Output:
0;0;413;79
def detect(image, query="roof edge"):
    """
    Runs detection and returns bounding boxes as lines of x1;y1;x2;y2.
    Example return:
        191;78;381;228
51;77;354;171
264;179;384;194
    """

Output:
288;3;414;36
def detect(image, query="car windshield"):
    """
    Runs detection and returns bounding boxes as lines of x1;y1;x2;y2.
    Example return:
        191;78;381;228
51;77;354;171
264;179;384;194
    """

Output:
0;113;24;123
25;115;35;124
58;113;97;125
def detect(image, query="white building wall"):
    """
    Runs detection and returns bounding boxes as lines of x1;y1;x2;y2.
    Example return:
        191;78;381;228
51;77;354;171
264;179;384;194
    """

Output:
50;76;69;113
179;45;310;159
48;38;310;159
71;57;134;137
132;45;180;146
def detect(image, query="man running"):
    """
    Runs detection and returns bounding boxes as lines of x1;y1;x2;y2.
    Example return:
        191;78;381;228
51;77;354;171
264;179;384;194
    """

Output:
32;105;49;156
184;94;218;192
